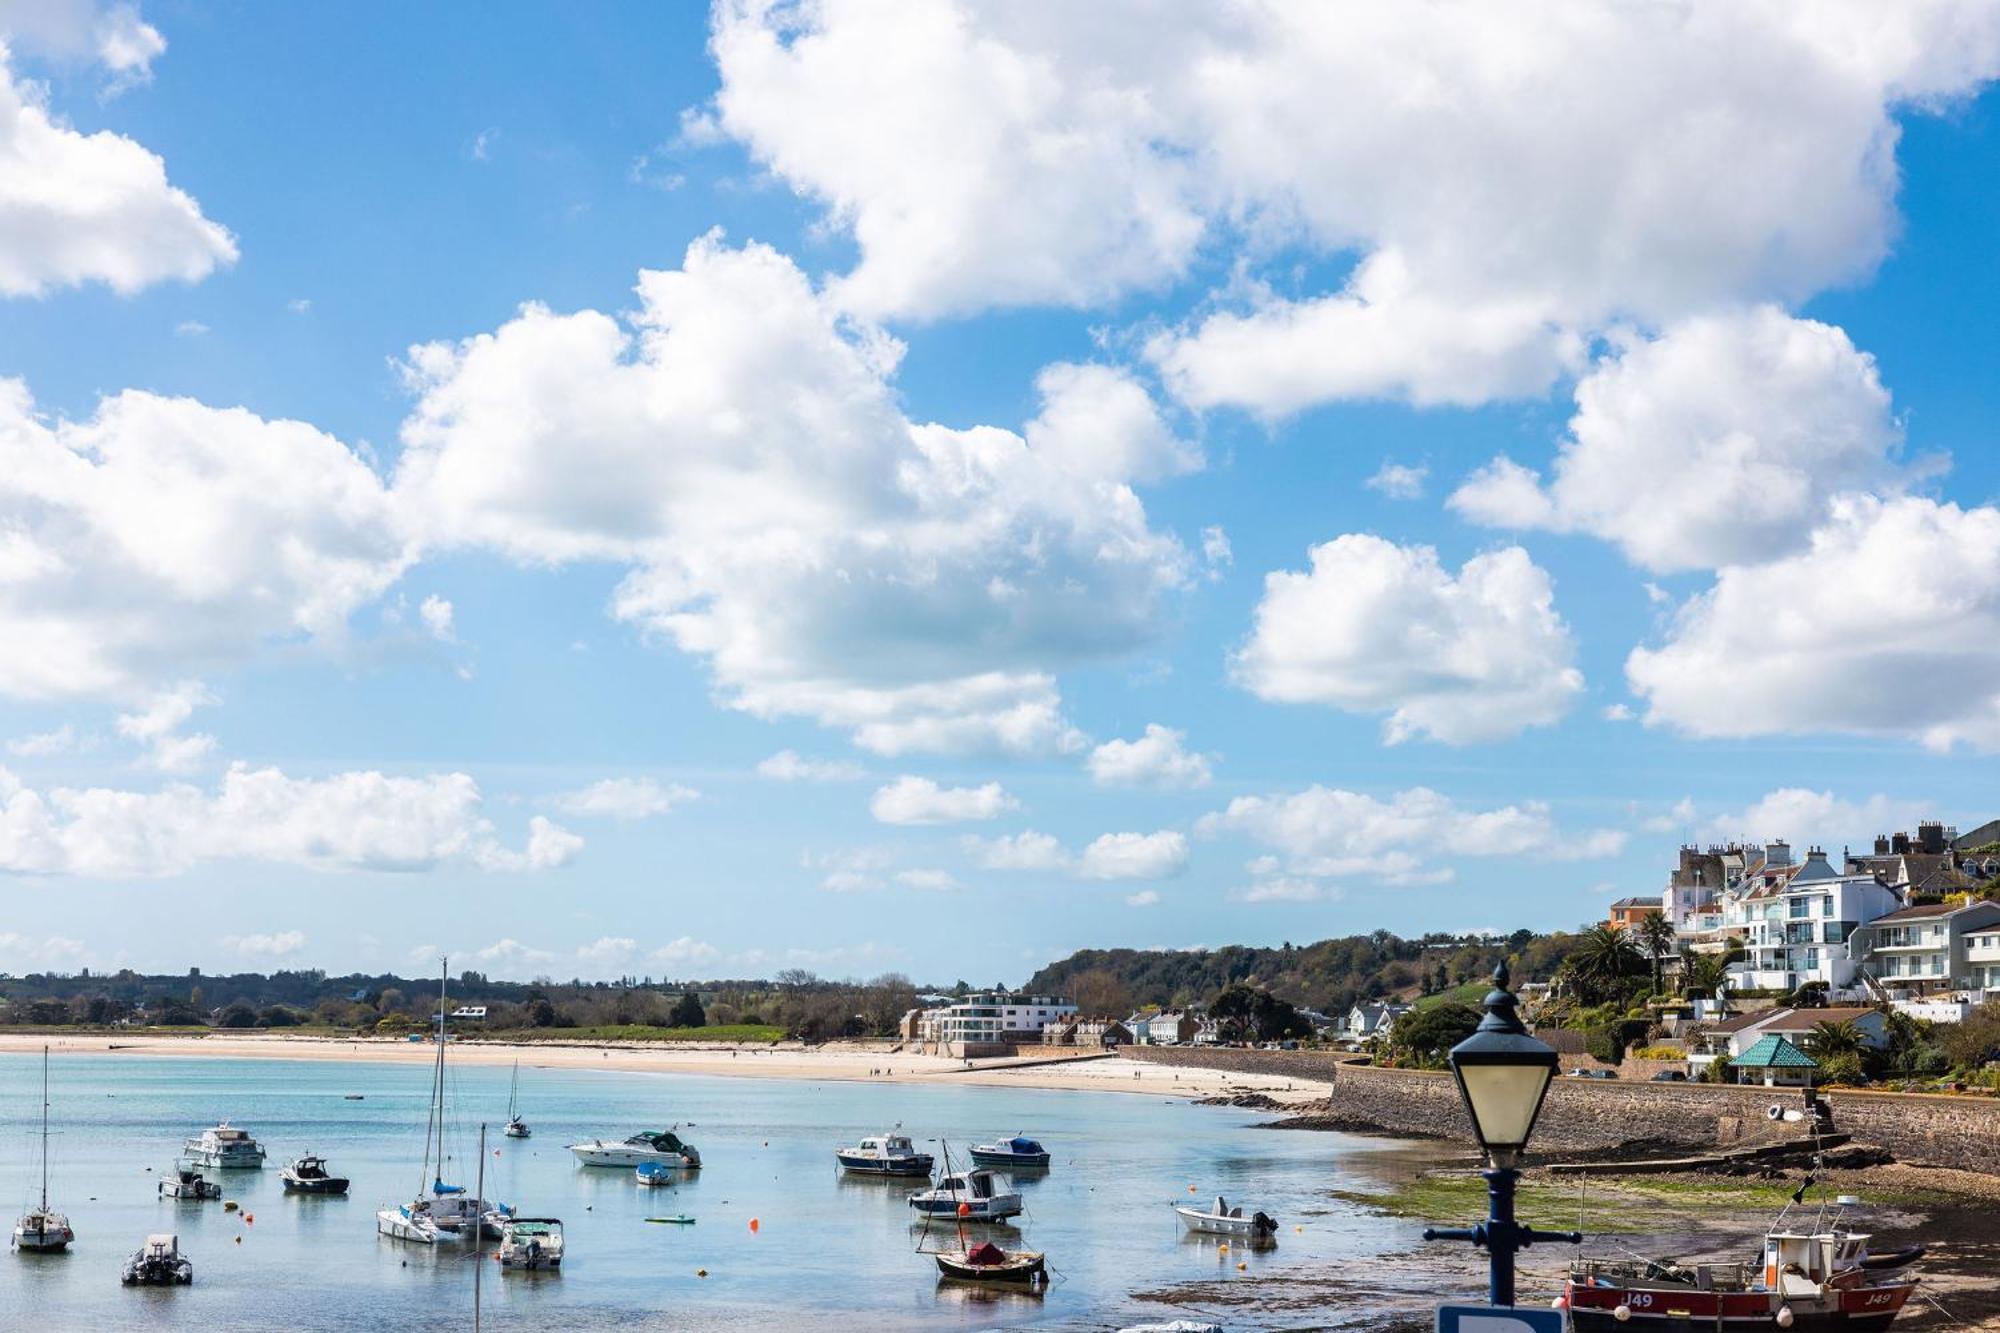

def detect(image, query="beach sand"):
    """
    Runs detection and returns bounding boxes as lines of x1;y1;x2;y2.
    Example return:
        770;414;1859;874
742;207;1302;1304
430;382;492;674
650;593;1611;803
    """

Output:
0;1032;1332;1106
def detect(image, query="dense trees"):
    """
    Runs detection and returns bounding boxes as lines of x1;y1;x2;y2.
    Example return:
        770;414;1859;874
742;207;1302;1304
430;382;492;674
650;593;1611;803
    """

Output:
1207;985;1312;1043
1557;926;1648;1005
1387;1002;1482;1068
669;991;706;1028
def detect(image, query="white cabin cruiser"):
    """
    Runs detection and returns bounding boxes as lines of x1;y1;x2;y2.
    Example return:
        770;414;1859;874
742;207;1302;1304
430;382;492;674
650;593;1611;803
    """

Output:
835;1133;933;1176
159;1160;221;1200
496;1217;564;1271
908;1168;1023;1221
183;1123;266;1170
567;1129;701;1169
1175;1195;1277;1239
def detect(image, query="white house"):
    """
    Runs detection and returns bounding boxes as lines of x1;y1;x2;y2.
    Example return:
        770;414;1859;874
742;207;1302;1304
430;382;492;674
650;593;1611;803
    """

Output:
1858;899;2000;994
1344;1001;1411;1041
1724;849;1903;994
1686;1005;1887;1076
916;991;1077;1056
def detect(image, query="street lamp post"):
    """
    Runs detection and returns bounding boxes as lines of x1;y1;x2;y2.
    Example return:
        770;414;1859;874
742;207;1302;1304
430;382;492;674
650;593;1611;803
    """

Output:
1422;962;1581;1306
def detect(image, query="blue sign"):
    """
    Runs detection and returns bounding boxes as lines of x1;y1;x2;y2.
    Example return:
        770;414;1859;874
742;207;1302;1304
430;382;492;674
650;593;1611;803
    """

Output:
1436;1304;1566;1333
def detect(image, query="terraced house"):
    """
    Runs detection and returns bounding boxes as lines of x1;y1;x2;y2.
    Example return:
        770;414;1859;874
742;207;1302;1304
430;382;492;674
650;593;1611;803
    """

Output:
1857;899;2000;994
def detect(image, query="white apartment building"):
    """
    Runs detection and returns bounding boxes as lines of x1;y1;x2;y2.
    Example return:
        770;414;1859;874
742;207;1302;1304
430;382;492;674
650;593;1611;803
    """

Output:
1858;899;2000;993
915;991;1076;1056
1724;849;1902;993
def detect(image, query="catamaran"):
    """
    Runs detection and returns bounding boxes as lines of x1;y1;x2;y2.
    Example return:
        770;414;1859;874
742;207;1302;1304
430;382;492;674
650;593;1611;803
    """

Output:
12;1046;74;1253
377;959;512;1244
504;1060;530;1139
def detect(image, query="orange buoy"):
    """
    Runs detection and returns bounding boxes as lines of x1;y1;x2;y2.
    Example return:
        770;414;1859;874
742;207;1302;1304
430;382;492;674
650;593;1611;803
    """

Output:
957;1202;971;1217
749;1217;760;1233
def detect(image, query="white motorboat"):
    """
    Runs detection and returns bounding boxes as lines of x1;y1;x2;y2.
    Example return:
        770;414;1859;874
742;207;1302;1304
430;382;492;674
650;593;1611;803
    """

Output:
835;1133;933;1176
496;1217;564;1271
504;1061;530;1139
12;1046;74;1253
121;1233;193;1285
568;1129;701;1169
968;1135;1052;1169
159;1160;221;1201
378;958;512;1245
908;1168;1022;1222
183;1123;266;1170
1174;1195;1277;1239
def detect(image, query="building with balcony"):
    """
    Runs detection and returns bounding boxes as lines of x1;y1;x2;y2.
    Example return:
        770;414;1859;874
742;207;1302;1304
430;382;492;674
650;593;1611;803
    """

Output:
1723;849;1901;994
914;991;1077;1056
1857;899;2000;994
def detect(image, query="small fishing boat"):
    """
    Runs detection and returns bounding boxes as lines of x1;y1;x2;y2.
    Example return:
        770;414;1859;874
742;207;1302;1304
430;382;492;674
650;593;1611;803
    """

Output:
280;1154;350;1195
183;1123;266;1170
969;1135;1051;1169
645;1214;696;1225
1174;1195;1277;1239
1563;1194;1921;1330
496;1217;564;1271
121;1233;193;1285
935;1239;1046;1286
836;1133;933;1176
568;1129;701;1170
13;1047;74;1253
909;1168;1023;1222
504;1061;530;1139
158;1160;221;1201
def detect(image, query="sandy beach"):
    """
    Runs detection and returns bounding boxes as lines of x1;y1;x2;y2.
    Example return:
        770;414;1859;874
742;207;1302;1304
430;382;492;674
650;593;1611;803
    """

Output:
0;1032;1333;1106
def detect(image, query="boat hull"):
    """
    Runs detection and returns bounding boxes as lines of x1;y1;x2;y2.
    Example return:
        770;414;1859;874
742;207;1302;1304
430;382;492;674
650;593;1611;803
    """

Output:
968;1149;1050;1169
121;1262;193;1285
1565;1277;1915;1331
837;1152;933;1176
159;1181;220;1200
1174;1208;1276;1239
12;1224;73;1253
935;1250;1045;1285
280;1176;350;1195
909;1197;1023;1221
376;1208;442;1245
569;1143;699;1169
504;1123;531;1139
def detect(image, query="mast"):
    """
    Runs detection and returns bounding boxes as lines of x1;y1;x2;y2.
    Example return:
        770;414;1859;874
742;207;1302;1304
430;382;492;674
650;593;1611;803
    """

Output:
38;1044;49;1212
432;957;449;1191
472;1122;487;1330
507;1061;518;1121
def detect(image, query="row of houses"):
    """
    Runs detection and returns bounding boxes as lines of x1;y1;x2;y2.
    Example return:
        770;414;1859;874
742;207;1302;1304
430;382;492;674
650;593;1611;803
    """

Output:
1629;821;2000;1016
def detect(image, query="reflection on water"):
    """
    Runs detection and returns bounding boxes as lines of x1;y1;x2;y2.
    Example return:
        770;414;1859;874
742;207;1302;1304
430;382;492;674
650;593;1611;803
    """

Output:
0;1052;1430;1330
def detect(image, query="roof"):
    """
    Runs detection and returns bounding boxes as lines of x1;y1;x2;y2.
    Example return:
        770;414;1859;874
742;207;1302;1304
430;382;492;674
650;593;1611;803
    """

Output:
1868;899;1995;924
1736;1034;1818;1069
1709;1009;1780;1035
1755;1007;1880;1031
1608;896;1661;910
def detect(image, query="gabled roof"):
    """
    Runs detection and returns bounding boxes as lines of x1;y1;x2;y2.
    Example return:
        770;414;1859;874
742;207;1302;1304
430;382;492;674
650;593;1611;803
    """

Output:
1755;1007;1879;1031
1609;896;1661;910
1736;1034;1817;1069
1869;899;2000;925
1710;1009;1780;1035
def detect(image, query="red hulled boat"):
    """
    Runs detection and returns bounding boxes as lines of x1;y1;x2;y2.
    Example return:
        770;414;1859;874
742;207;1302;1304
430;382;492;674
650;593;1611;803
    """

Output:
1563;1199;1921;1332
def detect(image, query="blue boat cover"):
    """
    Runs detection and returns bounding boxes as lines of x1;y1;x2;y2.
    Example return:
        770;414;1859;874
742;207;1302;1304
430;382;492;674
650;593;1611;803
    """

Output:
433;1180;465;1195
1009;1138;1042;1153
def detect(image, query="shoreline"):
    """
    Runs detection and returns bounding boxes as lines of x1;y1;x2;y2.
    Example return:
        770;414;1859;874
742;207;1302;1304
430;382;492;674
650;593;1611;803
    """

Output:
0;1032;1335;1107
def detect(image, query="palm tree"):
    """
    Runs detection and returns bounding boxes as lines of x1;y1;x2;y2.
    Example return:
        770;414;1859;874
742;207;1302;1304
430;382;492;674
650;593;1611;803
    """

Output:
1561;925;1646;1005
1636;909;1674;993
1682;950;1731;1002
1806;1019;1866;1060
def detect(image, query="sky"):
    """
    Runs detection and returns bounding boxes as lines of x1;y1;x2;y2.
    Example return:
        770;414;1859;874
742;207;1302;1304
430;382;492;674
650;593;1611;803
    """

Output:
3;1;2000;986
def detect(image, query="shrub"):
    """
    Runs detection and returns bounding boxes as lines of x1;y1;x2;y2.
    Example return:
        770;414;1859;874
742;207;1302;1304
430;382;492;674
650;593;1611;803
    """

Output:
1631;1044;1684;1060
1817;1051;1865;1086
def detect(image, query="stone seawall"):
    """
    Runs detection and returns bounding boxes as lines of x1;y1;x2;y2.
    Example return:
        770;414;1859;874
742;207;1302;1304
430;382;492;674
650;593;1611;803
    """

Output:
1124;1046;2000;1173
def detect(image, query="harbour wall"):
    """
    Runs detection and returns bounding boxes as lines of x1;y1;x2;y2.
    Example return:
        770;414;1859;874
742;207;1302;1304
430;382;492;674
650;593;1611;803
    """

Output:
1123;1046;2000;1174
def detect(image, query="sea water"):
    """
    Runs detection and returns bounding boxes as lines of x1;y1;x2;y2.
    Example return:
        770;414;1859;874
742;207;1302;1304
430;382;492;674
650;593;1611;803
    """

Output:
0;1051;1430;1330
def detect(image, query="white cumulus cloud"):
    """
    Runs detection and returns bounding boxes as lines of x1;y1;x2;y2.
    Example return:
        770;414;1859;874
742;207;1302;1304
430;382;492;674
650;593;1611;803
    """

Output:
553;777;699;821
0;762;579;876
221;930;305;960
1233;535;1582;743
1085;723;1212;789
756;749;863;782
1076;830;1189;881
393;234;1190;755
869;775;1017;826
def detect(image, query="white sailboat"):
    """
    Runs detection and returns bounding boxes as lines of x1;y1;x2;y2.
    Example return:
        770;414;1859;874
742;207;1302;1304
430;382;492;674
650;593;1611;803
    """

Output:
504;1061;529;1139
377;959;511;1245
12;1046;73;1253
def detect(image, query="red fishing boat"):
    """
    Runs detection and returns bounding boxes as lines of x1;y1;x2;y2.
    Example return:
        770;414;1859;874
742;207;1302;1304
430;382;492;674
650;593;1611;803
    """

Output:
1562;1195;1921;1331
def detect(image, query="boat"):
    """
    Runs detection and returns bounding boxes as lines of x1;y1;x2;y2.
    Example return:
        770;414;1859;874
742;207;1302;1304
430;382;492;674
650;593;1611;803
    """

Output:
1174;1195;1278;1239
12;1046;74;1253
969;1135;1051;1169
504;1060;530;1139
635;1161;678;1187
280;1154;350;1195
836;1133;933;1176
182;1123;266;1170
1563;1193;1921;1330
908;1168;1023;1222
496;1217;564;1271
377;958;512;1245
568;1129;701;1169
121;1233;193;1285
158;1160;221;1201
934;1239;1046;1285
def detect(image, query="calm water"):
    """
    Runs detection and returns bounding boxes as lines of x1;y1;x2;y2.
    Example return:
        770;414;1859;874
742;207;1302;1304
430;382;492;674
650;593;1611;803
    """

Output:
0;1050;1430;1330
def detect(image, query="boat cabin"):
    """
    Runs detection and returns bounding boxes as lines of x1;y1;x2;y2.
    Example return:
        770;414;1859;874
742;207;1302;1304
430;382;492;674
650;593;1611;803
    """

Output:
1763;1229;1869;1297
934;1170;1004;1199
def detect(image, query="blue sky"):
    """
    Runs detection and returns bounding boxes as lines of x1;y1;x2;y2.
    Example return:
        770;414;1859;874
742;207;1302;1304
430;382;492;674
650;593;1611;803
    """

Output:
3;2;2000;985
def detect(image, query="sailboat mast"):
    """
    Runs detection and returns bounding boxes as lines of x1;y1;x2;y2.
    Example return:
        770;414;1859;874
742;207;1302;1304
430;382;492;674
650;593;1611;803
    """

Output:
39;1044;49;1211
432;957;450;1188
472;1121;487;1331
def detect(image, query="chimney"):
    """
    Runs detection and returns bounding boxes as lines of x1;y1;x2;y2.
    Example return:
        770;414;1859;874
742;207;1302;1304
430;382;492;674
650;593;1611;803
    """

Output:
1874;835;1890;856
1766;840;1792;867
1918;820;1945;855
1892;832;1911;854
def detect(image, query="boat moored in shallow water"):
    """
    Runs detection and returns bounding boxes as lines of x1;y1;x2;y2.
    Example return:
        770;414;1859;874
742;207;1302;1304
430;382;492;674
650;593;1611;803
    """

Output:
969;1135;1051;1169
569;1130;700;1169
12;1047;74;1254
183;1123;266;1170
497;1217;564;1271
159;1160;221;1201
836;1133;933;1176
909;1168;1023;1221
934;1239;1046;1285
1174;1195;1277;1240
281;1154;350;1195
121;1234;193;1285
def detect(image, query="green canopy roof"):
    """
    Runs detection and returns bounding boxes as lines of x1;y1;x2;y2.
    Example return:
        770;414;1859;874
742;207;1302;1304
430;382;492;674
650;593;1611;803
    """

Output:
1736;1034;1817;1069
